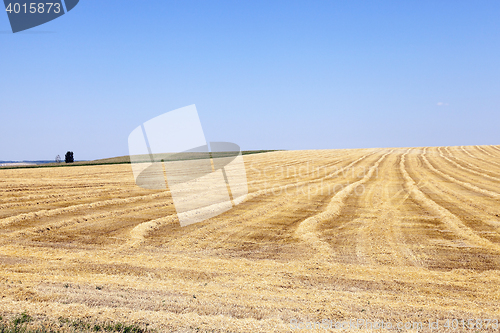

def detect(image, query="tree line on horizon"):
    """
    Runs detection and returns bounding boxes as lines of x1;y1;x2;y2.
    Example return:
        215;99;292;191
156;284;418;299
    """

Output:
55;151;74;163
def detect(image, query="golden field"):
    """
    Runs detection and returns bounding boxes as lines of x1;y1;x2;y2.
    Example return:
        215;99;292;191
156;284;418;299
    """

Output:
0;146;500;332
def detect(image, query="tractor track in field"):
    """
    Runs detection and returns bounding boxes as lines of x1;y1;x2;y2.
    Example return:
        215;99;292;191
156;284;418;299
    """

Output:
402;151;500;266
421;148;500;199
459;146;500;172
438;147;500;182
354;150;425;268
294;151;391;261
0;191;173;231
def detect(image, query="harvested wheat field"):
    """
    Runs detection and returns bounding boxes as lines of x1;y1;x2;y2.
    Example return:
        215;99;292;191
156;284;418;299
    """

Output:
1;146;500;332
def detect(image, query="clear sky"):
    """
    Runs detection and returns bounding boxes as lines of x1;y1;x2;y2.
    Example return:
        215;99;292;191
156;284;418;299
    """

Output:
1;0;499;161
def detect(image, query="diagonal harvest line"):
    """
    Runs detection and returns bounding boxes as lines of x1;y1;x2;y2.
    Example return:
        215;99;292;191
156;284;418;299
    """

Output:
141;124;154;163
60;0;68;13
220;167;235;205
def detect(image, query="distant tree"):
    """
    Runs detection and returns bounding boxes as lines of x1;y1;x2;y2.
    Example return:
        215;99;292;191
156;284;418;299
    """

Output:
65;151;74;163
55;155;61;163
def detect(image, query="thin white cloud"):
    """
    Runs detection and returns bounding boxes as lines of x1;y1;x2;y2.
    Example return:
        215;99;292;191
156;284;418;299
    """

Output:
437;102;449;106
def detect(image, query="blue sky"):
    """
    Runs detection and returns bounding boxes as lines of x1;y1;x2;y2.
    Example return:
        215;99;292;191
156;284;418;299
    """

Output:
1;0;499;161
